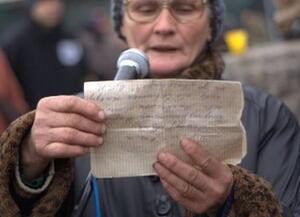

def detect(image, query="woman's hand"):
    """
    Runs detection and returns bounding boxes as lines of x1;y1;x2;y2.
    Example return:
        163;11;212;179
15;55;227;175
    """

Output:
153;138;233;214
21;95;106;180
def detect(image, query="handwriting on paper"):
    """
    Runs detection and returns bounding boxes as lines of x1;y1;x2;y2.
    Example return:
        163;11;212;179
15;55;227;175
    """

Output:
85;79;246;178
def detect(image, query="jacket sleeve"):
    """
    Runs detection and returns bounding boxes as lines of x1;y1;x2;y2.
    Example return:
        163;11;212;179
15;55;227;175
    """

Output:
0;112;74;217
258;96;300;217
228;165;282;217
184;165;283;217
242;86;300;217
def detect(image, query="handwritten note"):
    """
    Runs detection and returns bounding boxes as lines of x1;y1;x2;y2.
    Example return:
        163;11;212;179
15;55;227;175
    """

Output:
84;79;246;178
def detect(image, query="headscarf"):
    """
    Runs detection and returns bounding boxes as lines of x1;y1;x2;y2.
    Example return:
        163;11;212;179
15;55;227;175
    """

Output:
110;0;226;79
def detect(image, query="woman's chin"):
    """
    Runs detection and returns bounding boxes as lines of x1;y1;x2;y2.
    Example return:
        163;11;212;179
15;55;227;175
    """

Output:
147;52;188;78
149;62;184;78
150;67;180;78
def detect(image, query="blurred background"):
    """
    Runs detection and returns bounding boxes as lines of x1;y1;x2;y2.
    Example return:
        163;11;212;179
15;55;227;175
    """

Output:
0;0;299;133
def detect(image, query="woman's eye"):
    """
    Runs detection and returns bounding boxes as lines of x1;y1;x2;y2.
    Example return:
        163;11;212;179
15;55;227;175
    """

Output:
173;4;195;13
134;4;158;14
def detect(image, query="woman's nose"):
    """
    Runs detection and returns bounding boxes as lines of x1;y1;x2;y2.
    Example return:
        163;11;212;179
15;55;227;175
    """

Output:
153;8;176;36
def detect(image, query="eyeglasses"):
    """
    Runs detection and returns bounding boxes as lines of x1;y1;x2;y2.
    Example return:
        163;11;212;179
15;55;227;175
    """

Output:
123;0;208;24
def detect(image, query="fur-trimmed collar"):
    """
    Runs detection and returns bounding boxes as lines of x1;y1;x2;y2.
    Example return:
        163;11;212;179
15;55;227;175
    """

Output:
176;46;225;80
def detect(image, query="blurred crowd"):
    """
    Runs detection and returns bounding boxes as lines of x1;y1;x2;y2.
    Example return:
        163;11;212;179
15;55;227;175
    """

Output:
0;0;299;134
0;0;126;133
224;0;300;45
273;0;300;39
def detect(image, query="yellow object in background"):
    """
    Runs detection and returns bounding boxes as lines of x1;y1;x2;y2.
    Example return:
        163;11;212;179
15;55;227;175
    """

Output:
225;29;249;55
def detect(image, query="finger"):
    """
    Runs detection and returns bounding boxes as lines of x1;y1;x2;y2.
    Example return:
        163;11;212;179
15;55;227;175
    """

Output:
156;151;210;191
47;112;106;136
160;176;208;214
181;138;222;177
38;96;105;122
153;162;204;199
48;127;103;148
41;142;90;159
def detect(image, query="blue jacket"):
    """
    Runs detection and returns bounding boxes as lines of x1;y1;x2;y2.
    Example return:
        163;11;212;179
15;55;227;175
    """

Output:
72;85;300;217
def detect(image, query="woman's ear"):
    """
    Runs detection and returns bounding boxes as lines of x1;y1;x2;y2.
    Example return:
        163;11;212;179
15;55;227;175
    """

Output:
120;25;125;37
207;25;213;43
119;24;128;42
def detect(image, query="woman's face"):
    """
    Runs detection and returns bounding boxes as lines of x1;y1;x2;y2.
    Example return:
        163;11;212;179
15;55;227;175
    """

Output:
32;0;64;28
121;0;212;78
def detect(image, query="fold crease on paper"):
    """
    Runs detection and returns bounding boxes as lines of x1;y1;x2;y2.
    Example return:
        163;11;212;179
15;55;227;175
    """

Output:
84;79;246;178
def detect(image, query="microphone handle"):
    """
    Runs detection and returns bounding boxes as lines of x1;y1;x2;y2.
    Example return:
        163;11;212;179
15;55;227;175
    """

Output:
114;65;137;80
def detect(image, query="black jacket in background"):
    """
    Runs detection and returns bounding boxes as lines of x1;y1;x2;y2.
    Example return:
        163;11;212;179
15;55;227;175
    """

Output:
1;17;87;109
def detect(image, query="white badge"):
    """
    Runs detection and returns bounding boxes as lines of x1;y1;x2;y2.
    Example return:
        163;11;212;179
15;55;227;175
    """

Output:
57;39;83;66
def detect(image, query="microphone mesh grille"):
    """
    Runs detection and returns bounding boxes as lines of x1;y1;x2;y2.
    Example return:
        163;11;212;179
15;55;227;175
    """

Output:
117;48;150;78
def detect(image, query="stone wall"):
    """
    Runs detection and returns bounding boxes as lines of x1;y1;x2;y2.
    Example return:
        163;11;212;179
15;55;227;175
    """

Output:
223;40;300;122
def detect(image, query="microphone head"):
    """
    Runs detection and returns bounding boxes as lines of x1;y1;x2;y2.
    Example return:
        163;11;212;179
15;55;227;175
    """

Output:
117;48;149;79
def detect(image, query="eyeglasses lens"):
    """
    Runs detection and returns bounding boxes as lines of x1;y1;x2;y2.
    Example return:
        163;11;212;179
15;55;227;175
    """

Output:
125;0;206;23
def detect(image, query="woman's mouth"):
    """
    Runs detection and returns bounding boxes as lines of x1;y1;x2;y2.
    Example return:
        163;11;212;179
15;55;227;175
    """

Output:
151;46;179;52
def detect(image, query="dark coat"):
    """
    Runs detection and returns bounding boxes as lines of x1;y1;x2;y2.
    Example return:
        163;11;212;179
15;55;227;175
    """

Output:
0;85;298;217
72;85;300;217
0;17;87;109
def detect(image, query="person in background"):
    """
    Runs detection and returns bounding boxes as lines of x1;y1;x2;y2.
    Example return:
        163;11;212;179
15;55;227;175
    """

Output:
0;0;299;216
0;0;87;109
0;49;28;133
272;0;300;39
77;7;127;81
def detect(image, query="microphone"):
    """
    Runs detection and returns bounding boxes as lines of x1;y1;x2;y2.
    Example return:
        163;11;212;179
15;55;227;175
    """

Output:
114;48;149;80
73;50;149;217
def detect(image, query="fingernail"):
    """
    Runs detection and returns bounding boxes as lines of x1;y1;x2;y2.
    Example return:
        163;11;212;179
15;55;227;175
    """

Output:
101;125;106;134
158;152;167;161
98;137;104;145
98;111;105;120
181;138;192;150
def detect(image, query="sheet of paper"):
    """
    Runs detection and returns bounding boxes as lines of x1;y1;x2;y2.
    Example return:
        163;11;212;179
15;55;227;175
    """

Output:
84;79;246;178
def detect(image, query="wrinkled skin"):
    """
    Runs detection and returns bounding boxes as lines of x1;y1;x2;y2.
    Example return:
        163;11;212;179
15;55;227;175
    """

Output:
22;2;233;214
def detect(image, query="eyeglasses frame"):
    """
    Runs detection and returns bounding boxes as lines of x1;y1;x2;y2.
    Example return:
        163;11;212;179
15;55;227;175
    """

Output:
123;0;208;24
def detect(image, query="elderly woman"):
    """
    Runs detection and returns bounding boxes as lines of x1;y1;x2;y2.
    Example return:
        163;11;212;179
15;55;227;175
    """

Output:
0;0;299;216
